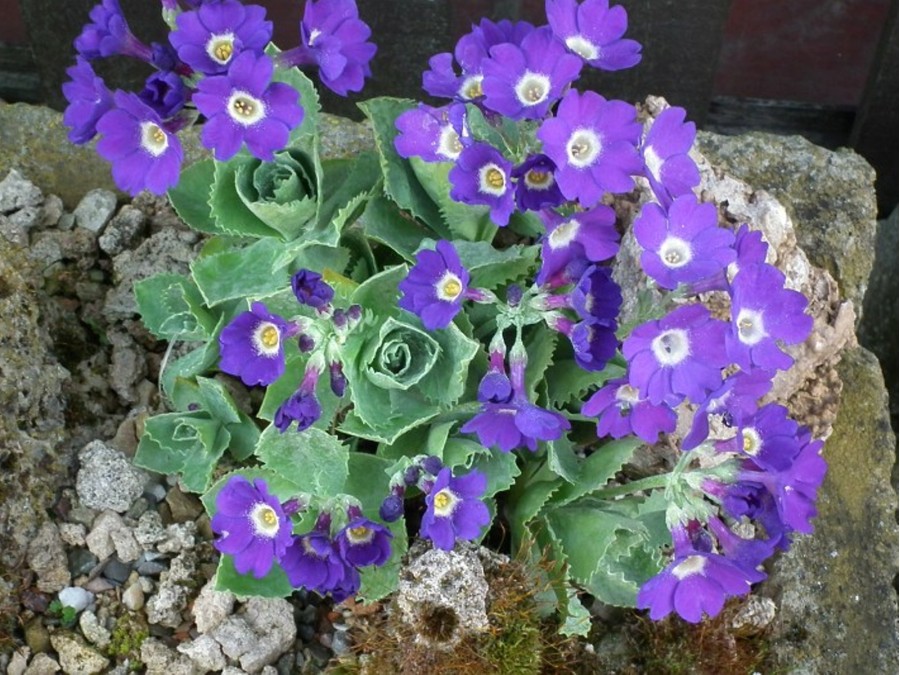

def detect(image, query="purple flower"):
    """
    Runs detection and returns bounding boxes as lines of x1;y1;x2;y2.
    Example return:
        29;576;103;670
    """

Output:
512;154;565;212
398;240;470;330
729;224;768;278
481;26;582;120
555;318;618;372
461;351;570;452
477;349;513;403
722;403;802;473
570;264;623;324
641;106;700;206
169;0;272;75
636;523;756;623
278;0;376;96
546;0;642;71
634;196;736;290
623;304;729;406
95;92;183;196
394;103;466;163
219;302;295;387
537;207;620;286
274;364;322;432
62;57;114;145
420;468;491;550
329;361;347;397
726;262;813;372
422;19;535;103
449;143;516;226
281;531;348;592
211;476;293;578
138;70;187;119
193;50;304;161
537;89;642;206
291;269;335;309
336;513;393;568
707;516;774;579
74;0;152;61
682;368;773;451
582;377;676;443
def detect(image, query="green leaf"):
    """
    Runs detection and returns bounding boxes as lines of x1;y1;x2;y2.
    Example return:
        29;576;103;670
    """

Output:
317;152;380;231
469;450;521;498
524;326;558;398
209;155;281;238
255;426;349;496
409;158;496;242
135;273;216;341
225;413;261;462
196;376;241;425
257;349;343;433
201;467;306;515
357;97;446;234
359;195;437;262
454;240;539;290
213;555;294;598
546;359;626;408
160;328;223;405
559;587;592;638
546;437;642;509
135;412;230;492
167;159;221;234
547;433;581;484
508;478;562;553
191;237;291;306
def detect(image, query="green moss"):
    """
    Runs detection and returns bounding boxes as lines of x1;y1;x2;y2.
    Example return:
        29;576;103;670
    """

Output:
106;613;149;670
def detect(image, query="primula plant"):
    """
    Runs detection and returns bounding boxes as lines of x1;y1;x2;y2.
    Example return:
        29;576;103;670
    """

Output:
64;0;827;631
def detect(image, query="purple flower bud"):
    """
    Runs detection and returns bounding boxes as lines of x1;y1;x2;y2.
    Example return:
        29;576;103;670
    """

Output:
403;465;422;486
138;70;187;119
347;305;362;322
506;284;523;307
329;361;346;397
292;269;335;309
379;494;405;523
332;309;347;328
421;456;443;476
298;333;316;353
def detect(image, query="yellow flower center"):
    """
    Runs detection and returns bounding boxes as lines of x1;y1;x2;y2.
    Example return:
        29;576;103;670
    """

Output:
214;41;233;63
349;525;369;539
260;506;277;526
464;79;483;99
140;122;169;157
526;169;551;187
432;488;457;517
485;167;505;189
260;325;279;348
434;491;451;510
232;96;256;118
442;279;462;299
207;33;236;65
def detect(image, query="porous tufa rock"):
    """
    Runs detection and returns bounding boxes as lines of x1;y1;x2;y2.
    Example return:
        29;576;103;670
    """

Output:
76;440;148;513
396;541;490;648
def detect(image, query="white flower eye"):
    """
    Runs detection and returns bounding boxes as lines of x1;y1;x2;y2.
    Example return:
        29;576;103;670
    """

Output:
651;328;690;366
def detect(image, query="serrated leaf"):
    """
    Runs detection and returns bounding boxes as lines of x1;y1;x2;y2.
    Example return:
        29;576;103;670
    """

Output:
546;437;642;509
544;505;637;585
559;587;592;637
318;152;380;231
160;327;223;405
225;412;261;462
524;326;558;398
135;273;216;341
196;376;241;425
191;237;291;306
509;478;563;553
409;158;496;242
547;433;581;484
359;195;437;262
255;426;349;496
469;450;520;498
167;159;221;234
452;240;539;290
135;412;230;493
357;97;447;234
209;155;281;238
547;359;626;408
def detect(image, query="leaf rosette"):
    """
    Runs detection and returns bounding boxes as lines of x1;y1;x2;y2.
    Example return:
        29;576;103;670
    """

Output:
339;266;480;444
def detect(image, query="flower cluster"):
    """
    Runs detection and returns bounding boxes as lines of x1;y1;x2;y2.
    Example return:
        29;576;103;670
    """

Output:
211;475;391;599
218;269;358;432
63;0;375;194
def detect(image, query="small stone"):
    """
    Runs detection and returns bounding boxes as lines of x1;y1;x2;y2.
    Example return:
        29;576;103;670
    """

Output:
158;521;197;554
78;610;111;649
193;579;235;634
73;188;117;234
165;486;203;523
86;510;126;559
98;205;146;255
134;511;167;549
22;653;60;675
76;441;148;513
27;522;71;593
143;482;168;505
59;523;87;547
108;330;148;405
58;212;75;230
177;634;227;672
125;497;149;520
140;637;196;675
82;578;115;594
331;628;350;657
39;194;64;229
731;596;777;635
67;506;98;529
0;168;43;213
238;597;298;673
0;213;29;246
58;586;94;612
7;647;28;675
67;548;99;578
135;559;167;578
146;576;191;628
9;205;42;231
50;633;110;675
109;526;141;563
212;616;257;660
24;619;51;654
297;624;315;643
122;581;145;612
102;557;132;586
